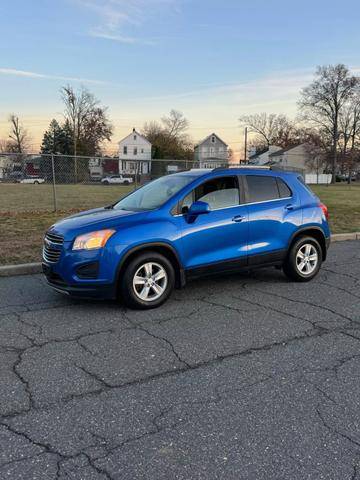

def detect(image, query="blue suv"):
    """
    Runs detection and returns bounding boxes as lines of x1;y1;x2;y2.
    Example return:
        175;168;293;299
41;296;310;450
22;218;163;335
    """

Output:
43;168;330;309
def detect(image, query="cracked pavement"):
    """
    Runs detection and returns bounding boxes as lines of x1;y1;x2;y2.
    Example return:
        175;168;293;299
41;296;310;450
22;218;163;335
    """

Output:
0;240;360;479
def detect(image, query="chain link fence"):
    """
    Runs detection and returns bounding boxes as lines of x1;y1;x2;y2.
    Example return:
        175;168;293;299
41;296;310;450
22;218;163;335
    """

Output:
0;153;305;214
0;153;229;213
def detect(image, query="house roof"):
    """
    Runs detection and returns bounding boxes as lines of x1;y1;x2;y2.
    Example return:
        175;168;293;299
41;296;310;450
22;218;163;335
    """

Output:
268;143;306;157
195;132;228;148
249;147;268;159
118;128;151;146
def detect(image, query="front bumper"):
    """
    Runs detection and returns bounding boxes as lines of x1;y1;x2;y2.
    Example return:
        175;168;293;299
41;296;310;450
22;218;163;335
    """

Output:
43;263;117;299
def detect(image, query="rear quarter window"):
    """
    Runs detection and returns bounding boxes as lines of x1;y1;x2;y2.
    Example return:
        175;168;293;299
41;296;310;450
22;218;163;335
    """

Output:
277;178;292;198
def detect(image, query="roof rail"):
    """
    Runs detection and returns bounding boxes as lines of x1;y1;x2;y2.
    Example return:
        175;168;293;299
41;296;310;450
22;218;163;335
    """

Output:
212;165;271;171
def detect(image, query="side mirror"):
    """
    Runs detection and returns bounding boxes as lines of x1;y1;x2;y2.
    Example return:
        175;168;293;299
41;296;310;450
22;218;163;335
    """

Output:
188;201;210;216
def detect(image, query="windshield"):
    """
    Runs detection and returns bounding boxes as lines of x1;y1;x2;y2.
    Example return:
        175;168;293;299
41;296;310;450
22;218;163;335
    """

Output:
113;174;197;211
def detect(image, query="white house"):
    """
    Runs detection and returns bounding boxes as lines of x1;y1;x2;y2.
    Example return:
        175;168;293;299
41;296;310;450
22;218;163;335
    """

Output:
268;144;311;172
0;155;12;179
249;145;282;165
194;133;228;168
118;128;152;175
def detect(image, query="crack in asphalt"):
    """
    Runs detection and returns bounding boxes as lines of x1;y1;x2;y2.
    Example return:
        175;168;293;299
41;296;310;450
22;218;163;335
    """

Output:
1;246;360;477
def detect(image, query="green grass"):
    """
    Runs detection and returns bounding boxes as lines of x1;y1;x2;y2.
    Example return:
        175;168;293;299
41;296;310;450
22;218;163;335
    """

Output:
0;183;134;212
311;183;360;234
0;182;359;265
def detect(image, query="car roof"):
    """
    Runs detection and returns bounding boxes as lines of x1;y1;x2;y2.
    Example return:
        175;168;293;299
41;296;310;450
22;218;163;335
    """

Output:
176;167;298;179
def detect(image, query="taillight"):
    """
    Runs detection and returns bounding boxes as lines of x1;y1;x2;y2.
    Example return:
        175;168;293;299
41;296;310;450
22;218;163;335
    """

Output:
320;203;329;220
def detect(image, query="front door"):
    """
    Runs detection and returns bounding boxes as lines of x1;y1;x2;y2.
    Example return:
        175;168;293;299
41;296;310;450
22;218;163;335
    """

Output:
176;175;249;272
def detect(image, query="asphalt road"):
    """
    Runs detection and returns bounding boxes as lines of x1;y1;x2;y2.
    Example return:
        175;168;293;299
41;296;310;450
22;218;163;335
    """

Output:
0;241;360;480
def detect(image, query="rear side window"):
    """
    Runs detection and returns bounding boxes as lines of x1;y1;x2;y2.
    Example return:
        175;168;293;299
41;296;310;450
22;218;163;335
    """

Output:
277;178;292;198
246;175;279;203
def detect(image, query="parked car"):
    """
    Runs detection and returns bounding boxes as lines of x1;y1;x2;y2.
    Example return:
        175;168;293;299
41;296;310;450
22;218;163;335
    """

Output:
5;171;24;182
20;175;45;184
43;167;330;309
101;175;133;185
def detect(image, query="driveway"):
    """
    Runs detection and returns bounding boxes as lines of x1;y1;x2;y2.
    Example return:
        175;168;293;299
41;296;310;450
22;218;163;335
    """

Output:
0;240;360;479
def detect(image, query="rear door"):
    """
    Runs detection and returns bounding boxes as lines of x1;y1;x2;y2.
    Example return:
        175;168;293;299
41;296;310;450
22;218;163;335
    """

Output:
244;174;301;265
175;175;249;272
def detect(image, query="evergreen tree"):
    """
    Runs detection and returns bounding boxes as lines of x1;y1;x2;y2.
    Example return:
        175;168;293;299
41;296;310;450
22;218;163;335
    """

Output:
40;119;73;155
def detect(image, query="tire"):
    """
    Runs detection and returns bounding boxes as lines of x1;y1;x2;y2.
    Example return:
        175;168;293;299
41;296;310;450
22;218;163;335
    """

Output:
123;180;129;185
103;181;109;185
283;236;322;282
34;181;39;184
119;252;175;309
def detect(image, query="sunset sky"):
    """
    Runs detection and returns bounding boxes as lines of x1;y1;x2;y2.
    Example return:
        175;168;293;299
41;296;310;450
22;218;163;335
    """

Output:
1;0;360;157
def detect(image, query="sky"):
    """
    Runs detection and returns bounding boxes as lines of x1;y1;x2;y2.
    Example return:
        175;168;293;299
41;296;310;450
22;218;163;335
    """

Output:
1;0;360;157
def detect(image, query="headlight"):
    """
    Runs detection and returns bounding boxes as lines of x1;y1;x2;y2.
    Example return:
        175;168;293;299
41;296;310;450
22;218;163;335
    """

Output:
73;229;115;251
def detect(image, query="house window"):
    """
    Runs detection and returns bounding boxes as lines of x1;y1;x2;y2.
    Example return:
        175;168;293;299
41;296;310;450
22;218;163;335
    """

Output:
134;147;138;155
123;146;127;155
141;148;144;153
134;135;137;140
211;136;216;143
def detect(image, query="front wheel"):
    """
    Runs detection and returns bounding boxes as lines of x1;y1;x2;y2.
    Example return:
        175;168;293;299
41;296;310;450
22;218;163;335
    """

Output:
283;236;322;282
119;252;175;309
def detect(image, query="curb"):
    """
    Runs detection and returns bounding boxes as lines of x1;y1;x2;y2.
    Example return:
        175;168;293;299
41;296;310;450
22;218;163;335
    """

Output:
0;262;42;277
0;233;359;277
331;232;360;242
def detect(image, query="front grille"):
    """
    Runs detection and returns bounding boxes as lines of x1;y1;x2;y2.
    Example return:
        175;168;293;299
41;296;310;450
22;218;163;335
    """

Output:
45;231;64;245
43;231;64;264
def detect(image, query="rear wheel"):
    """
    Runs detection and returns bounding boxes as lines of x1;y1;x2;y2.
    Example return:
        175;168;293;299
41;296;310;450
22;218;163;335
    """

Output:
283;236;322;282
119;252;175;309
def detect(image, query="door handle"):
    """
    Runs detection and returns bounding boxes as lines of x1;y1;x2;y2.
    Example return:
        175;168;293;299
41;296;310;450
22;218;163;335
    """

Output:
285;204;294;211
232;215;245;222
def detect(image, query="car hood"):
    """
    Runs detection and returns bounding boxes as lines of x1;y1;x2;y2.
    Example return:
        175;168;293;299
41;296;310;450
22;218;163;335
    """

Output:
50;207;148;240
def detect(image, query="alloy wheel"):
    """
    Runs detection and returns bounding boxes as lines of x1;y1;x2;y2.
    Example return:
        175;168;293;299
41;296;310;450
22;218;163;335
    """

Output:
132;262;168;302
296;243;318;275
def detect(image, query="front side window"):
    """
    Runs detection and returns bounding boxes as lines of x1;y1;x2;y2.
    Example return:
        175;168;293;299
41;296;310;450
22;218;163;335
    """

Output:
180;176;240;212
246;175;279;203
113;174;197;211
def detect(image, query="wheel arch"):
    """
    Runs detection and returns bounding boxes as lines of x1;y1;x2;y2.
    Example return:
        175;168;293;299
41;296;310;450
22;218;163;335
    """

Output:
116;242;185;290
288;227;328;261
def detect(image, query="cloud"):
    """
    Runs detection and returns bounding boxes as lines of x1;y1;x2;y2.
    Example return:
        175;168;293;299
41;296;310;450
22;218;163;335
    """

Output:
89;31;156;45
134;68;315;104
76;0;179;45
0;68;110;85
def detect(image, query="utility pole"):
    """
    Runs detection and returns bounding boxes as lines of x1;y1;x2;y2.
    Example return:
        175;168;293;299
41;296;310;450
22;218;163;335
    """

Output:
243;127;248;164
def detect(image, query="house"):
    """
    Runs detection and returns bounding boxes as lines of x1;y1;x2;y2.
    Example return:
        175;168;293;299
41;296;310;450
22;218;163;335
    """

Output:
249;145;282;165
118;128;152;176
0;155;12;179
194;133;228;168
267;144;314;173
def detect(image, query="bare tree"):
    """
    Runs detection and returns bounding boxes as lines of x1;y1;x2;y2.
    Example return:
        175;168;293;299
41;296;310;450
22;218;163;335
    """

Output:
299;64;358;182
61;85;112;156
338;88;360;181
142;112;192;163
60;85;113;180
8;114;29;153
239;113;297;150
161;109;189;140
